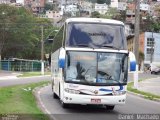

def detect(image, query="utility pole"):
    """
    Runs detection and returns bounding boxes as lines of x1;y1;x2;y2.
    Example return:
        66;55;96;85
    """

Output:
41;25;44;75
134;0;140;62
133;0;140;89
150;31;154;63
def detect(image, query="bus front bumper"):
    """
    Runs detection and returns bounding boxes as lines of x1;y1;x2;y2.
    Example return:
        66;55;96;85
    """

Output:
63;93;126;105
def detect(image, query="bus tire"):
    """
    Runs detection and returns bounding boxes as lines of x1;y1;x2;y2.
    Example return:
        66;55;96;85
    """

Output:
51;82;54;92
105;105;115;110
51;80;54;92
151;71;156;74
53;92;58;99
61;100;69;108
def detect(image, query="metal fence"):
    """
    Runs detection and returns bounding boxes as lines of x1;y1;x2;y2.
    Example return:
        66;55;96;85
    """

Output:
0;58;42;72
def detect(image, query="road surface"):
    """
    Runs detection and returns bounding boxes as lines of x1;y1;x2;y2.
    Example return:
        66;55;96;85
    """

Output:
38;85;160;120
0;76;51;87
0;73;160;120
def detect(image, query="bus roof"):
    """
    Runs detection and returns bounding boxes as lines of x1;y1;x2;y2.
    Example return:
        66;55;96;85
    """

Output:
65;18;124;26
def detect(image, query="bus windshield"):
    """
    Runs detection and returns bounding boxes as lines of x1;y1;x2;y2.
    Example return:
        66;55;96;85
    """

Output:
65;51;128;86
66;22;127;50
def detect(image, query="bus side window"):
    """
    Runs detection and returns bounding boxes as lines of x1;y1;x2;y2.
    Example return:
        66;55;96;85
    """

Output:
62;23;66;47
52;25;64;52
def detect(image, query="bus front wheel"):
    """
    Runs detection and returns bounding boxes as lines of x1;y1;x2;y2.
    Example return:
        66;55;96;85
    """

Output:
105;105;115;110
53;92;58;99
60;100;70;108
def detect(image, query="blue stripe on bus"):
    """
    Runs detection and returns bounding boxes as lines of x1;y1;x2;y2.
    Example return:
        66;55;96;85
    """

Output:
59;58;65;68
99;85;123;92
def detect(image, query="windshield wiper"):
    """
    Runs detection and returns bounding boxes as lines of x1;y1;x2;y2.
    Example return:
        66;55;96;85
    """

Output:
73;44;94;49
101;45;120;50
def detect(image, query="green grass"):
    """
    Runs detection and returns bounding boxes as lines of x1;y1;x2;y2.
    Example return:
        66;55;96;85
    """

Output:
18;72;51;77
127;82;160;100
0;81;50;120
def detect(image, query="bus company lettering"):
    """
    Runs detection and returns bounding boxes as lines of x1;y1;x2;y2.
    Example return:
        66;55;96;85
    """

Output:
88;32;106;36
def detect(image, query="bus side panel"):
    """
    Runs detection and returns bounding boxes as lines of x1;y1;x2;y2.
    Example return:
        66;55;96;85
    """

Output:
51;49;60;97
59;68;65;101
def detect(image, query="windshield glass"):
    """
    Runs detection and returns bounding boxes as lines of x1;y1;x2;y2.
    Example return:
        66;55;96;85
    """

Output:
65;51;128;85
97;53;128;85
65;51;97;83
66;23;127;50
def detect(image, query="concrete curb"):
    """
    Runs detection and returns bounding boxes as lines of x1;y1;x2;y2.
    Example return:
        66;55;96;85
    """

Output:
127;91;160;102
33;83;55;120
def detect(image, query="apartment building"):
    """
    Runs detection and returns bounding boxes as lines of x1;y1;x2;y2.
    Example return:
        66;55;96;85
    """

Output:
29;0;45;15
125;2;135;24
95;3;108;15
0;0;11;4
127;33;145;53
80;1;93;13
16;0;24;5
118;1;127;11
110;0;118;8
144;32;160;64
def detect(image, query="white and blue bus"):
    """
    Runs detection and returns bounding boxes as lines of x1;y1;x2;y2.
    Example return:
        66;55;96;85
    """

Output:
51;18;136;110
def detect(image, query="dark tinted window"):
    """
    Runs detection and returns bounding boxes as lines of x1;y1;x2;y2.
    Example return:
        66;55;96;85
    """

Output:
66;23;127;50
52;25;64;52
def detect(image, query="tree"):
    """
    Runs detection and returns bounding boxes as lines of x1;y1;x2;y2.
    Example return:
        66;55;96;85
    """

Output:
106;0;111;6
140;14;160;32
114;10;126;22
0;4;18;60
97;0;111;5
91;11;100;18
151;22;160;32
97;0;106;4
101;8;119;19
154;5;160;20
0;4;53;60
150;6;160;32
139;51;144;70
141;4;160;32
44;3;54;11
140;14;154;32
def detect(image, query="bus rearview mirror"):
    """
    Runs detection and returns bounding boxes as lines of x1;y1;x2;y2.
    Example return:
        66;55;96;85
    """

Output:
129;52;136;71
59;48;66;68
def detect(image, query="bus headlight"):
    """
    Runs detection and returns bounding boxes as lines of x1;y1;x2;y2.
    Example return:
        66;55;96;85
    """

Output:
64;88;80;94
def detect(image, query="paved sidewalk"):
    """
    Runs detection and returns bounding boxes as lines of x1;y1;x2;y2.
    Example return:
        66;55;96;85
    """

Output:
0;70;20;80
138;77;160;96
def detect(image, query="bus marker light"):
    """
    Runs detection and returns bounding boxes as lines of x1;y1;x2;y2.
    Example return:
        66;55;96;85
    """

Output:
69;98;72;100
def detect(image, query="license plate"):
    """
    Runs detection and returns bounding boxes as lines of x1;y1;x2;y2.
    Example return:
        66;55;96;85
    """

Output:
91;99;101;103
